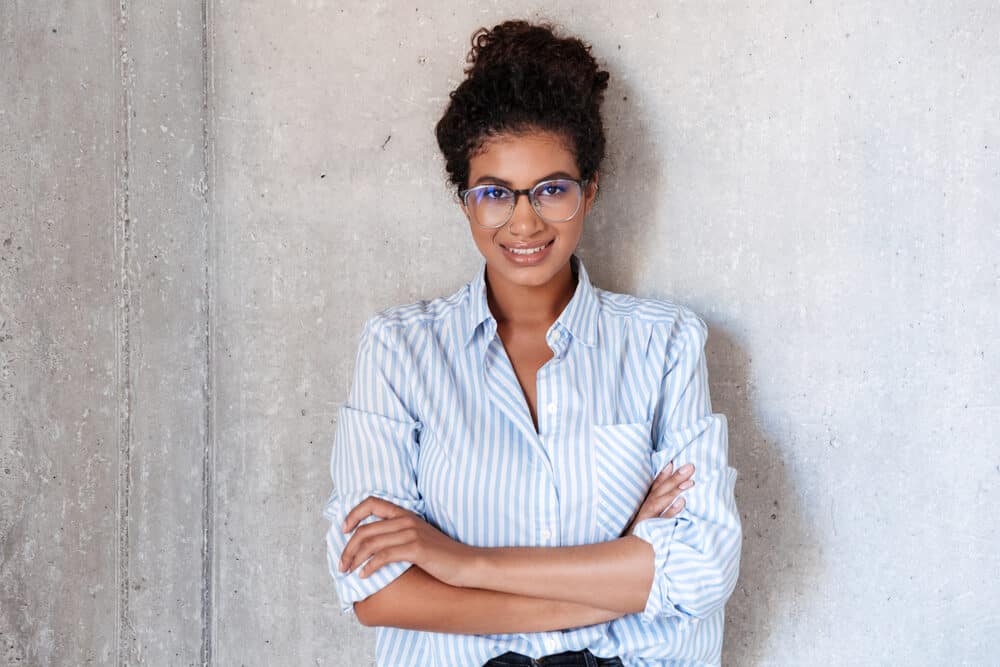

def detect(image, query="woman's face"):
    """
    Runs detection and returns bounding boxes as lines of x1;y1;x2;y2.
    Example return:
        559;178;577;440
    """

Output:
460;130;599;291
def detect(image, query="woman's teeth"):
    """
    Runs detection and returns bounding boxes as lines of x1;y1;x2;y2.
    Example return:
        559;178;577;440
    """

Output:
508;241;551;255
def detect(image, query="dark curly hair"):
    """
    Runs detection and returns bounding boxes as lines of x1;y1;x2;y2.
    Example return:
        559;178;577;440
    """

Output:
435;19;610;195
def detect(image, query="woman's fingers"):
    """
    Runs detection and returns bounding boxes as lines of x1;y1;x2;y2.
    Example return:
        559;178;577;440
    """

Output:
351;532;413;578
653;462;695;490
351;533;417;579
341;495;412;533
653;480;693;504
338;516;411;574
649;463;695;517
660;496;686;517
624;462;696;535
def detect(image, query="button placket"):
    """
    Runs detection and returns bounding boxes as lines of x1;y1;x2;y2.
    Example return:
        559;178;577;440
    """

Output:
537;338;563;550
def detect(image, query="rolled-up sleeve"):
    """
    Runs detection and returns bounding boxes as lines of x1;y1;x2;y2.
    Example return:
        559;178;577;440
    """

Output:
321;315;425;617
630;309;742;623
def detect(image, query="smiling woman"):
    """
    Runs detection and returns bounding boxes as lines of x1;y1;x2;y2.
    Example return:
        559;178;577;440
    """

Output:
460;132;591;303
321;18;740;667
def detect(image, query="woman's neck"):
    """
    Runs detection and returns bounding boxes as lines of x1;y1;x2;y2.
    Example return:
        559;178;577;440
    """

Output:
485;258;578;330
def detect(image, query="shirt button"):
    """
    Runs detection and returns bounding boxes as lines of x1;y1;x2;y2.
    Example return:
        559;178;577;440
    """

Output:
540;528;552;541
546;402;557;415
544;636;558;652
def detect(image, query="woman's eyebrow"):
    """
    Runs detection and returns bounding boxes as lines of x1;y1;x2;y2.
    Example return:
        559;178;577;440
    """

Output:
473;171;576;186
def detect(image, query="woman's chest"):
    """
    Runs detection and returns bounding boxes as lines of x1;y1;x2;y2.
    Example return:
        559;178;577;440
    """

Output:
500;330;554;433
409;333;660;548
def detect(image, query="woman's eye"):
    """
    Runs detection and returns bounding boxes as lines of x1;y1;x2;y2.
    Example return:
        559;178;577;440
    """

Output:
484;187;509;199
540;184;565;196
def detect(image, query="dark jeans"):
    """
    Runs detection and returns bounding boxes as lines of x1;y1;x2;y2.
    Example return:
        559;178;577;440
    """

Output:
482;648;624;667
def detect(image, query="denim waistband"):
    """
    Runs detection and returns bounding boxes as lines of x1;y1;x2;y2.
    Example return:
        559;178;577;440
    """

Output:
483;648;624;667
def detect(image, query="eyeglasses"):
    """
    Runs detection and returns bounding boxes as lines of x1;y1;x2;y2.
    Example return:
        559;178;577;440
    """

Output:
459;177;591;228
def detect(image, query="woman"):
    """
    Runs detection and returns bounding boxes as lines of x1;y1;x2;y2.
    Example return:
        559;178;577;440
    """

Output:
323;19;741;667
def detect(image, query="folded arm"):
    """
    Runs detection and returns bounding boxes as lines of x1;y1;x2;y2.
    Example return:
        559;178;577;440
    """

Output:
353;564;624;631
462;459;738;622
464;537;655;615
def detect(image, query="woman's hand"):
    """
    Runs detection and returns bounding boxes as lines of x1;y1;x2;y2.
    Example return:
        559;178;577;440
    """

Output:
621;461;695;537
338;496;475;588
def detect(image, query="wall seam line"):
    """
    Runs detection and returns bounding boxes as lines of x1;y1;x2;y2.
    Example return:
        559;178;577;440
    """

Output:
200;0;217;665
114;0;135;664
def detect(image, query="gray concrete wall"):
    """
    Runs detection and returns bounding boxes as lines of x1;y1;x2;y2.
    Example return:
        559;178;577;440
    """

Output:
2;1;997;665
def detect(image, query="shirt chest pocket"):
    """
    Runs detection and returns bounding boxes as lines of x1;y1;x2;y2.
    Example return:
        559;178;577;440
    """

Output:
591;419;656;541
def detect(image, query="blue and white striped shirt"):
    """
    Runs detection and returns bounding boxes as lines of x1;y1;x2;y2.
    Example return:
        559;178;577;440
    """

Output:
323;253;741;666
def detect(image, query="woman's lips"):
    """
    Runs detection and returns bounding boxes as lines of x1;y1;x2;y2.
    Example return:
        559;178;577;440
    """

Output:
500;239;555;265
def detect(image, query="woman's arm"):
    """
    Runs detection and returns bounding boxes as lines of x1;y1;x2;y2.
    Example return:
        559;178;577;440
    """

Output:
341;462;696;620
464;537;655;615
354;565;624;632
454;463;696;614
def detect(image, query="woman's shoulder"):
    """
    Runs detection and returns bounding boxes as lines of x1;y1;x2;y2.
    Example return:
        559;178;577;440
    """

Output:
360;282;469;337
594;288;709;370
594;285;708;340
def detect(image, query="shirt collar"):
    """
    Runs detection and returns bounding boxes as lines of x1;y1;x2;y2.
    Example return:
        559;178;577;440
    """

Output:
462;253;600;348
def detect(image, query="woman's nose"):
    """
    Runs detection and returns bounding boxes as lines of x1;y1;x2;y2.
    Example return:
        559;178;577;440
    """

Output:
506;192;546;235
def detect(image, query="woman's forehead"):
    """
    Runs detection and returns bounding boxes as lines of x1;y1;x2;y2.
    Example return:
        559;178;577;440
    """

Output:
468;130;578;185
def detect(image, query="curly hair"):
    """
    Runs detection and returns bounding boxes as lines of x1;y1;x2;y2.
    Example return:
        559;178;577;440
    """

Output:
435;19;610;195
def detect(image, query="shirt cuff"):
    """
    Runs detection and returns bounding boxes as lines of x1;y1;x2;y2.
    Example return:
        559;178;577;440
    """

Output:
630;514;686;623
323;494;426;617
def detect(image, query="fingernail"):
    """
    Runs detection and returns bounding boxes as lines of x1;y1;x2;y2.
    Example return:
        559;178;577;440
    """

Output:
680;480;694;489
662;462;673;476
341;520;348;532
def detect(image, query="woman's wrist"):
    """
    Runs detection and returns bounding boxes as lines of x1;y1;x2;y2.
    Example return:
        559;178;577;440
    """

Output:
549;598;625;628
460;547;625;628
459;545;493;589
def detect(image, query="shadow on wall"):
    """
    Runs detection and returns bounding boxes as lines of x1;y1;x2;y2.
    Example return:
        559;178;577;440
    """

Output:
575;65;652;302
710;326;818;665
579;67;819;665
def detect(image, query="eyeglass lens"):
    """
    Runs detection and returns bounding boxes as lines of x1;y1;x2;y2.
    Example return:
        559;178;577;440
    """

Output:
465;179;583;227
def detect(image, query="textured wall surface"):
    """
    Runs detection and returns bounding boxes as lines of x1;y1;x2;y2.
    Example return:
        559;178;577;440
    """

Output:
2;1;998;665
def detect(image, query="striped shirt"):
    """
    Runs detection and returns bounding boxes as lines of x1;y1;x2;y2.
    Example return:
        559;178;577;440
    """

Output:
322;253;741;667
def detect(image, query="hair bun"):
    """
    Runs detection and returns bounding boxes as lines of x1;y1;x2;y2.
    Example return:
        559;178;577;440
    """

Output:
465;21;555;73
435;19;610;192
465;20;607;108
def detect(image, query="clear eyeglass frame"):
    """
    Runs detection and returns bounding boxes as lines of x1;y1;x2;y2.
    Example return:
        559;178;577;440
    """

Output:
458;177;591;229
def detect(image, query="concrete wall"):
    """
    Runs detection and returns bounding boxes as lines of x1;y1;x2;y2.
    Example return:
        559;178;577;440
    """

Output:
2;1;997;665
